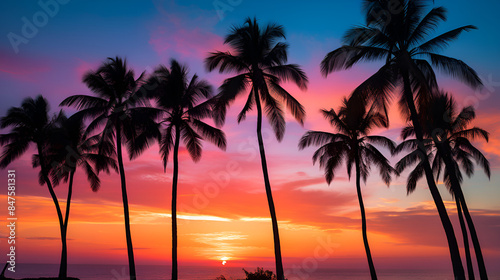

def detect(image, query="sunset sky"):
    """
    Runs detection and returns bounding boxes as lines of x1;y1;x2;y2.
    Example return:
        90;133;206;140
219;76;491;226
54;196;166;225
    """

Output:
1;0;500;275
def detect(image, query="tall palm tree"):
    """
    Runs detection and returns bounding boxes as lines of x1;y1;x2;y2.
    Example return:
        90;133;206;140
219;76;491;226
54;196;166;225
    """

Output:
136;59;227;280
205;18;308;280
299;98;395;280
320;1;482;278
0;95;67;278
34;112;118;278
397;92;490;279
60;57;152;280
31;112;118;277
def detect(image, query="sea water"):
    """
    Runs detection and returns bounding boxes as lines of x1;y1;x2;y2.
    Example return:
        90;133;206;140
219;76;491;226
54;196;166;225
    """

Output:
5;264;500;280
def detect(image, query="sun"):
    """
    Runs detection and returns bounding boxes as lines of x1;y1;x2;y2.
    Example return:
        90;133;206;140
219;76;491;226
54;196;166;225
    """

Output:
221;256;229;266
222;260;227;266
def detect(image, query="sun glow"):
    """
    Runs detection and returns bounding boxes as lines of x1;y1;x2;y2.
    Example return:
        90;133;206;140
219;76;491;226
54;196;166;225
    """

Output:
221;256;228;266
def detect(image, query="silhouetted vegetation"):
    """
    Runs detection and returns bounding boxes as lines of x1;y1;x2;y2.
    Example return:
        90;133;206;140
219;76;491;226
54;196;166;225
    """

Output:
205;17;308;280
320;0;483;278
299;98;396;280
136;59;227;280
395;92;490;279
215;267;286;280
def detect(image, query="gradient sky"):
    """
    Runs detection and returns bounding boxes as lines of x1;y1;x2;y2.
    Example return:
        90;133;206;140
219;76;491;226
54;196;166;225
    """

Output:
1;0;500;276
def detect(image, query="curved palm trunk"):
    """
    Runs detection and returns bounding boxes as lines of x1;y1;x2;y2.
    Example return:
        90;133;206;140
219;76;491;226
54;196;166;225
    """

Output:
116;125;136;280
37;145;67;279
63;171;75;230
440;143;488;279
60;170;75;279
254;90;285;280
355;154;377;280
460;196;487;279
171;126;181;280
401;71;465;279
456;197;474;280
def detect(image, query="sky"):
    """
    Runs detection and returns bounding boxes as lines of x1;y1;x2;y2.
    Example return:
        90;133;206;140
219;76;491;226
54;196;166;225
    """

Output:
0;0;500;277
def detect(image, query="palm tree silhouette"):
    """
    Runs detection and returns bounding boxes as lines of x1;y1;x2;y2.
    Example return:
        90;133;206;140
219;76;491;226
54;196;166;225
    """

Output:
60;57;151;280
205;18;308;280
396;92;490;279
299;98;395;280
0;95;67;278
320;1;482;278
34;112;118;278
138;59;227;280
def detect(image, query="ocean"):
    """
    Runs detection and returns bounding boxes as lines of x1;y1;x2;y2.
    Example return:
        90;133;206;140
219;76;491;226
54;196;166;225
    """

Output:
5;264;500;280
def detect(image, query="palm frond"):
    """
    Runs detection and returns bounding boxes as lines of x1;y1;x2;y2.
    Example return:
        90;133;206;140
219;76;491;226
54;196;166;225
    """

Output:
82;161;100;192
366;135;396;154
205;51;248;73
180;122;203;162
364;144;394;185
160;125;174;171
425;53;482;89
190;119;227;151
416;25;477;53
408;6;447;46
401;125;416;140
451;127;489;142
298;131;345;150
407;161;425;194
396;149;423;174
237;89;255;123
267;79;306;125
454;137;490;178
59;95;108;110
0;139;31;168
321;46;389;76
266;64;308;90
213;73;250;127
263;42;288;66
260;89;286;141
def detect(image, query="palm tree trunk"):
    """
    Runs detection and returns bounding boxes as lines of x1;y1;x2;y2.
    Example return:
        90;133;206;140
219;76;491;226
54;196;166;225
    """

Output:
60;170;75;280
116;125;136;280
37;145;67;279
355;154;377;280
460;195;487;279
440;143;488;279
171;126;180;280
63;171;75;230
401;71;465;279
456;196;475;280
254;90;285;280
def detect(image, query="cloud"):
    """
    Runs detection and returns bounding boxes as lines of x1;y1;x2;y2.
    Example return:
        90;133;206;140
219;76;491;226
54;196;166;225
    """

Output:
368;202;500;250
149;25;224;60
188;231;252;260
25;237;74;241
0;50;51;81
148;1;228;62
107;247;151;250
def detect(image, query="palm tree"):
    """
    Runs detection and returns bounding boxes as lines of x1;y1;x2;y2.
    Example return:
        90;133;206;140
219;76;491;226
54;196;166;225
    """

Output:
136;59;227;280
205;18;308;280
60;57;152;280
397;92;490;279
0;95;67;278
299;98;395;280
36;112;118;278
320;1;482;278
